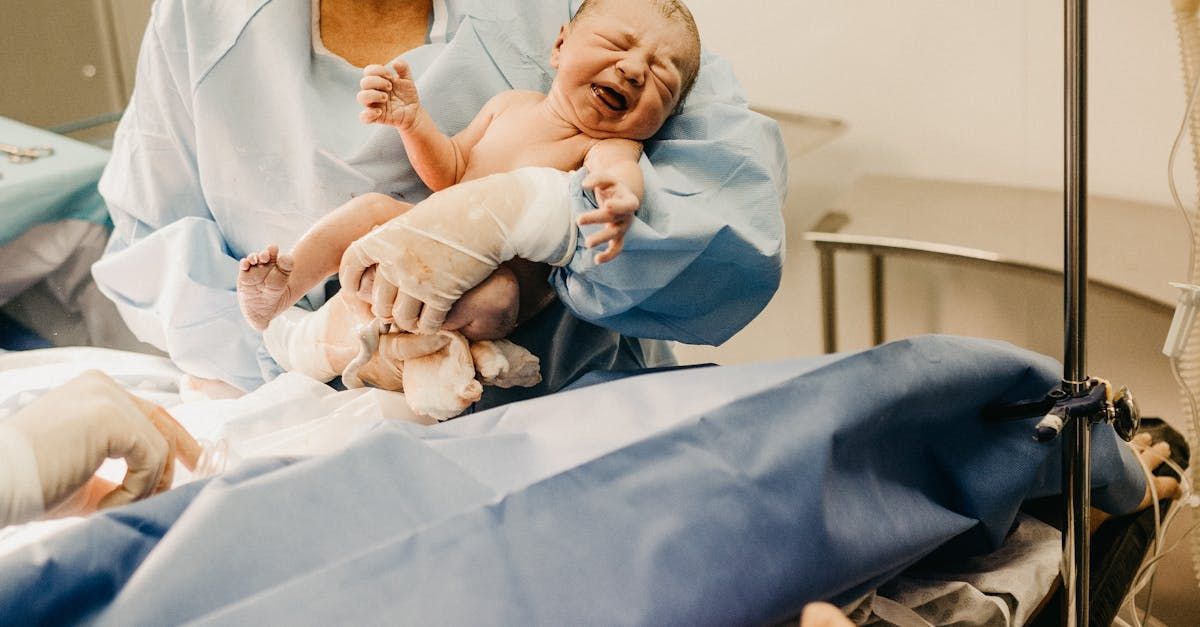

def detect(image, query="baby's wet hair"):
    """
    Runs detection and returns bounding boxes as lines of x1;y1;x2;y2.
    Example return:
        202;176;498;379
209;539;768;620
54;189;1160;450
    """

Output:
571;0;702;106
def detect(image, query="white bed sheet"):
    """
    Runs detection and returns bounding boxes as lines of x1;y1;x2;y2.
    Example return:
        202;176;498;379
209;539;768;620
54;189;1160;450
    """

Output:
0;347;430;557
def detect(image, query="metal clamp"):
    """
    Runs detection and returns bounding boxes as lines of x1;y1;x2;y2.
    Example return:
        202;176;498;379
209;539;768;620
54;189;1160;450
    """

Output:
983;378;1140;443
0;142;54;163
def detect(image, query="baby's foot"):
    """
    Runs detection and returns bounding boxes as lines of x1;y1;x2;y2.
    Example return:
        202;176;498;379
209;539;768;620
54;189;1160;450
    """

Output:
237;245;296;330
470;339;541;388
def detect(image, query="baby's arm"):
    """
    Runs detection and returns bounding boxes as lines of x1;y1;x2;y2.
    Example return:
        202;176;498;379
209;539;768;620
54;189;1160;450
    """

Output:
358;61;513;191
580;139;644;263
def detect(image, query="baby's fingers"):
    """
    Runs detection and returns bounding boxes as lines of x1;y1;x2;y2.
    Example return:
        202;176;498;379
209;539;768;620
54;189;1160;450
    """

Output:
360;108;384;124
603;195;639;217
390;59;412;79
594;237;625;264
578;208;613;226
585;223;624;249
357;89;389;107
362;64;391;78
360;74;393;92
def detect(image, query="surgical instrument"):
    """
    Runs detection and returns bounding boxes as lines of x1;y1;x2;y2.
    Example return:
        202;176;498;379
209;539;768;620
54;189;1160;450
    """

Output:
0;143;54;164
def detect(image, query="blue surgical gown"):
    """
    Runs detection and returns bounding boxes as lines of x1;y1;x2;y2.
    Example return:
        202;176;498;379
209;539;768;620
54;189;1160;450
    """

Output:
92;0;788;397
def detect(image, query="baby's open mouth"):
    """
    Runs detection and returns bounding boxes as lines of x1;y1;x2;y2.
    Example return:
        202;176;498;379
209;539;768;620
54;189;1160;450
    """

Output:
592;85;627;111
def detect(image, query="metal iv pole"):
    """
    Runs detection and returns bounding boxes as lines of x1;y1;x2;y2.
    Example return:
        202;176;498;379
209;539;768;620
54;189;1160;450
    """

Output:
1062;0;1092;623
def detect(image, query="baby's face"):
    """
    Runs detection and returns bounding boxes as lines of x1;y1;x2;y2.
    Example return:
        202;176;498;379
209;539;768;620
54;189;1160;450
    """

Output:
550;2;694;140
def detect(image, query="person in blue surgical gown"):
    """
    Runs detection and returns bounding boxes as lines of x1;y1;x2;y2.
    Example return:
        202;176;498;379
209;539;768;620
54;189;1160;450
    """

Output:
92;0;788;408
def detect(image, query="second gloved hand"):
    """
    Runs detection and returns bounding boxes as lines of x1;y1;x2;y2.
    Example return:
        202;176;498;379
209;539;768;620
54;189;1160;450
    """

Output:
339;167;576;334
2;371;199;523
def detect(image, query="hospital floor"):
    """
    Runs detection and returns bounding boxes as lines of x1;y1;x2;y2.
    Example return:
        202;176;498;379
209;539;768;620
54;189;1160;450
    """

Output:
675;230;1200;625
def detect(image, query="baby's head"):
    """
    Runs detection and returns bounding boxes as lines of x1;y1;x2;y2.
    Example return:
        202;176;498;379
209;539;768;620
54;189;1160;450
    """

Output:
550;0;701;140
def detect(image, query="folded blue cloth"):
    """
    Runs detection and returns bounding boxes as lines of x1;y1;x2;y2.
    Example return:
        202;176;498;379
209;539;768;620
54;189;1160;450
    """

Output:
0;335;1145;625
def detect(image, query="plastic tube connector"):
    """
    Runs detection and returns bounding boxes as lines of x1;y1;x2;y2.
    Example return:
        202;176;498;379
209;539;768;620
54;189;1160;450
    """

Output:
193;438;241;478
1034;414;1065;442
1163;282;1200;358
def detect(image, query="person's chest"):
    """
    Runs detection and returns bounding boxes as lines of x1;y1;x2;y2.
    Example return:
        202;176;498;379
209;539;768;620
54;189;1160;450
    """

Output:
462;107;596;181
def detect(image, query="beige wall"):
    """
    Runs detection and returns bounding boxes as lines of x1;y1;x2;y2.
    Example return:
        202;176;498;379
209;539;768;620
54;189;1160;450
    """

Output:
0;0;150;132
107;0;156;98
689;0;1184;208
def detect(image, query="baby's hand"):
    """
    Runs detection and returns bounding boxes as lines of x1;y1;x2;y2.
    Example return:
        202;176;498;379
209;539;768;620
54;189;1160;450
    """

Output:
580;171;640;264
358;60;422;130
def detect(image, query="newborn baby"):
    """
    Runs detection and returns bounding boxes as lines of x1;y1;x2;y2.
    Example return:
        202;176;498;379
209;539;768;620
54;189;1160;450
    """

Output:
239;0;702;419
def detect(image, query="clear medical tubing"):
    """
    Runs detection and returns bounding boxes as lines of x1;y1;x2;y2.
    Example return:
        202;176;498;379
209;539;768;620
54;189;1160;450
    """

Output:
193;439;237;478
1170;0;1200;589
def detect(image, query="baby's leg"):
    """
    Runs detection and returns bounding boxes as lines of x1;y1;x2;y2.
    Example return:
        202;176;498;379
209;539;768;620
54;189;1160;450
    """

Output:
240;194;412;330
261;292;483;421
402;331;483;421
261;291;371;382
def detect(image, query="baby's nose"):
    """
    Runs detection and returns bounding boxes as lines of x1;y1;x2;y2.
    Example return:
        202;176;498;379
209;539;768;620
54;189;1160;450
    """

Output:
616;58;645;85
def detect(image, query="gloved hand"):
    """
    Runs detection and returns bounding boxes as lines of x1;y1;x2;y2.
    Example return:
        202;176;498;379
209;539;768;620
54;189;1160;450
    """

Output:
0;371;200;525
339;167;576;334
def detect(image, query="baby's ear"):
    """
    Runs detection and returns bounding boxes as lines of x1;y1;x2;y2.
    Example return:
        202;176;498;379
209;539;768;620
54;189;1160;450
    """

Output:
550;24;569;69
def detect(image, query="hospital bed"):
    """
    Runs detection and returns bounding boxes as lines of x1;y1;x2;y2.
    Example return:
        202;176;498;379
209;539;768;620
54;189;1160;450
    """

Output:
0;335;1165;625
0;331;1161;619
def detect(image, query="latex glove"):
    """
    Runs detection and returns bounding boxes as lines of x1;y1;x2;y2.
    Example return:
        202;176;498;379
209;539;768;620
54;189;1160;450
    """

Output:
339;167;576;334
357;264;522;342
0;371;200;525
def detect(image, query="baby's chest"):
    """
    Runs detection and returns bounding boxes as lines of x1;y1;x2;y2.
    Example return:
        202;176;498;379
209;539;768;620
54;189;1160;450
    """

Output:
465;120;591;178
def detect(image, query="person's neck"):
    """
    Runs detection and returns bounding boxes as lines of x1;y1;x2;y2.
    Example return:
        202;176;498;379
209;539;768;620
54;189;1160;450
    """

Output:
538;88;589;137
319;0;432;68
